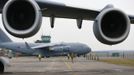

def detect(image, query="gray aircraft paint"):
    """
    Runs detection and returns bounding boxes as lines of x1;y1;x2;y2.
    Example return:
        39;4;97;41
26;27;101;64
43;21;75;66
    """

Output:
0;28;91;57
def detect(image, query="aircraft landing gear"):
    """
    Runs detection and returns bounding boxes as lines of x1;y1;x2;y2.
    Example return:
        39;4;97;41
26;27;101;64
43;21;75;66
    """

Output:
67;53;75;63
38;54;42;62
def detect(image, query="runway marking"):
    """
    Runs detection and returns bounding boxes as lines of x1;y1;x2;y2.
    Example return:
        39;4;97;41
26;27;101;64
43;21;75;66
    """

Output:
64;60;77;75
64;62;72;70
48;61;55;70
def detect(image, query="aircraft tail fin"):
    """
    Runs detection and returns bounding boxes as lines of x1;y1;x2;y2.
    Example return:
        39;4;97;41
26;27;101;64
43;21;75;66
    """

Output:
0;28;12;43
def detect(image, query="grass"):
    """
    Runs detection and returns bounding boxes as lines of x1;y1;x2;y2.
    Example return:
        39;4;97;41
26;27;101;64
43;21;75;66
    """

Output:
99;58;134;67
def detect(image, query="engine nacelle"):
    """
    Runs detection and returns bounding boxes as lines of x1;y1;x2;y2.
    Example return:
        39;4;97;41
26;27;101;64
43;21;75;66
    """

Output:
0;57;10;73
2;0;42;38
0;0;8;13
0;61;4;73
93;8;130;45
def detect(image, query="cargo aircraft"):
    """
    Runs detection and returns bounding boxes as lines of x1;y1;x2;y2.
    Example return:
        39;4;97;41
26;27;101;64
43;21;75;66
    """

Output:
0;28;91;73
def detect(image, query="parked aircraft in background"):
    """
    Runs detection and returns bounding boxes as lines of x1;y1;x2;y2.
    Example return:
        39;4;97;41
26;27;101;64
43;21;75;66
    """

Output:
0;28;91;73
0;0;134;45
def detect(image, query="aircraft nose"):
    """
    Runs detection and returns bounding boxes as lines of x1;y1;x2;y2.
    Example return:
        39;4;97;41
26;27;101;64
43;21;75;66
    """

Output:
87;47;91;53
84;45;91;53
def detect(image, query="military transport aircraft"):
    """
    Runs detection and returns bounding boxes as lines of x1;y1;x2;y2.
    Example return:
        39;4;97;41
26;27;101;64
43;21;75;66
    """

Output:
0;0;134;45
0;28;91;73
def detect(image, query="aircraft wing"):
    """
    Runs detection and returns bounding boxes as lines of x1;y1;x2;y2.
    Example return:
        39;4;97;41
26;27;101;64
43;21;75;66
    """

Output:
1;0;134;22
0;0;98;20
36;0;99;20
31;43;65;50
37;0;134;23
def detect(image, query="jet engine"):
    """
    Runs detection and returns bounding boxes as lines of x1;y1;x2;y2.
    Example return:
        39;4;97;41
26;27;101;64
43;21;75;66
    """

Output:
2;0;42;38
93;8;130;45
0;57;10;73
0;60;4;73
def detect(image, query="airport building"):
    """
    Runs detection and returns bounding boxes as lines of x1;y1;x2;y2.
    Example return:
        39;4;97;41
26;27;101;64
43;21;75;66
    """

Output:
93;50;134;59
35;35;51;43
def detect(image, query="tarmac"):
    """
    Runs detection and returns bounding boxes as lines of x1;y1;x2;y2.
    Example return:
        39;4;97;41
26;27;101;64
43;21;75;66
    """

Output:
1;57;134;75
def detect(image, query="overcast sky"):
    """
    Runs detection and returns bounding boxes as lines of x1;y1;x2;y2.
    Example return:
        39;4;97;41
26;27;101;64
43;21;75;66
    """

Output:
0;0;134;51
